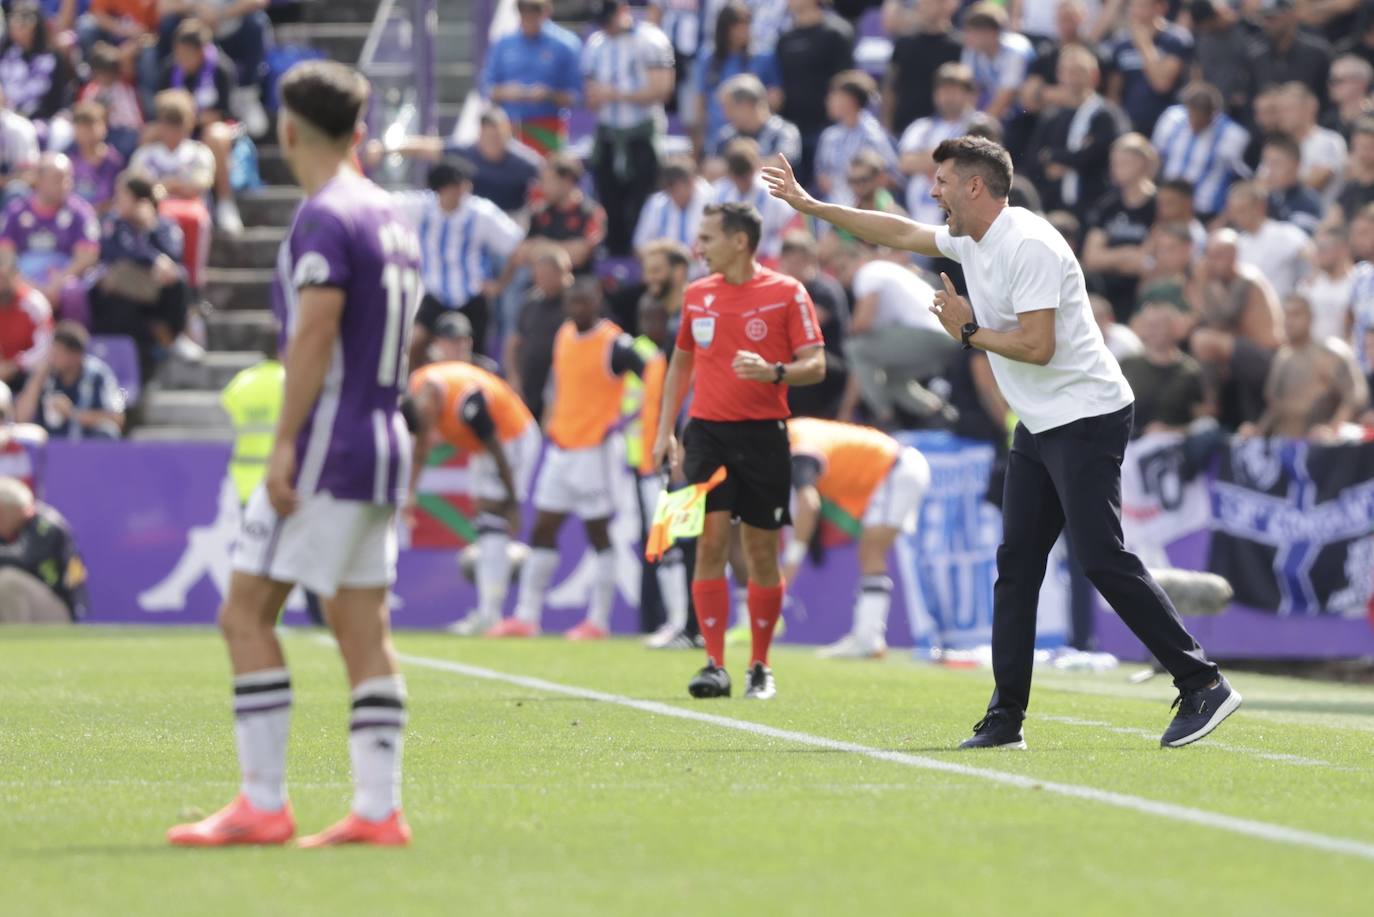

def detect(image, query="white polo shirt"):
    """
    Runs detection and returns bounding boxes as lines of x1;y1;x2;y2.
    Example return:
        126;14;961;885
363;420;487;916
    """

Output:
934;207;1134;433
851;259;942;333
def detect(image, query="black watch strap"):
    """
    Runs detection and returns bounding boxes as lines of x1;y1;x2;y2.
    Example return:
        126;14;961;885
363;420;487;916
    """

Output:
961;322;979;350
773;362;786;383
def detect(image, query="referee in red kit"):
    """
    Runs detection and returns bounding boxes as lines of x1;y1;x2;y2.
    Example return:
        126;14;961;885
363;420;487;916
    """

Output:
652;202;826;700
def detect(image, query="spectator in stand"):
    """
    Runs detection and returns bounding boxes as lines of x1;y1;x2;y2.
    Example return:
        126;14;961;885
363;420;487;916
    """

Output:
1243;84;1284;170
392;158;523;363
1334;117;1374;221
157;18;243;234
1106;0;1191;134
633;157;712;255
899;63;983;225
1118;299;1210;437
1189;0;1253;119
503;243;572;422
1082;132;1157;321
1257;133;1322;235
1187;228;1285;428
816;148;905;264
128;89;213;290
1137;220;1198;314
1244;292;1367;439
0;248;50;389
0;2;76;125
1247;0;1333;109
78;43;144;162
883;0;961;136
84;1;159;117
959;3;1034;123
1016;1;1108;131
1226;180;1311;299
1091;292;1144;360
707;73;800;164
813;69;898;203
0;152;101;316
775;0;854;188
1297;225;1356;343
581;0;675;256
1347;204;1374;384
777;229;848;419
1029;43;1126;218
0;85;39;205
1276;81;1346;204
693;2;779;156
429;311;501;375
1155;176;1207;249
88;170;196;370
480;0;582;155
15;320;124;440
647;0;702;121
67;101;124;213
1151;82;1251;221
516;150;606;277
0;379;47;495
155;1;272;135
710;137;796;262
1336;16;1374;76
1323;55;1372;141
0;476;87;624
637;238;690;333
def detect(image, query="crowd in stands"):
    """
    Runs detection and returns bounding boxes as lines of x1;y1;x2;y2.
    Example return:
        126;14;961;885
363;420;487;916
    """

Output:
370;0;1374;463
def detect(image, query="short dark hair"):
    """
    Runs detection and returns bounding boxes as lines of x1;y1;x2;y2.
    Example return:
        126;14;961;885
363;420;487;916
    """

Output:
1181;81;1223;115
428;157;475;191
567;276;604;304
660;158;694;187
1158;177;1195;198
829;69;876;109
932;136;1013;200
546;151;583;183
780;230;818;259
174;17;211;47
703;202;762;253
279;61;370;142
53;321;89;353
641;239;691;272
119;169;161;204
1262;132;1302;162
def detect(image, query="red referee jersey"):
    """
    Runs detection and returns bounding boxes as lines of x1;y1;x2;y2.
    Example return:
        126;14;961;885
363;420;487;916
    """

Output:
676;266;824;422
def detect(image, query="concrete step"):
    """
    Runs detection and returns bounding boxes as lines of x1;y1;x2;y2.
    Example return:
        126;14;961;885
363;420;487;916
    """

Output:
303;0;380;24
254;145;294;187
129;424;234;443
207;309;278;352
161;350;264;391
210;226;285;269
141;389;232;427
204;268;275;312
276;22;370;63
238;187;303;227
432;22;475;63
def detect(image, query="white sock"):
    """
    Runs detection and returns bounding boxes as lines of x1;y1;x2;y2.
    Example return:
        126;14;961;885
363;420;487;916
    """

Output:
586;548;616;629
855;575;894;642
656;549;689;631
233;667;291;812
514;547;559;625
475;522;512;622
348;674;407;822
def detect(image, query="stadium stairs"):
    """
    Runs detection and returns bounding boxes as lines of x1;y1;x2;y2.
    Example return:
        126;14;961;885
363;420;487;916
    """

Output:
134;0;477;442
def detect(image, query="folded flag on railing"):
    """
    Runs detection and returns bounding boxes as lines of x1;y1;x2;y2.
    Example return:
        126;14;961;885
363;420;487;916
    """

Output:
644;467;728;562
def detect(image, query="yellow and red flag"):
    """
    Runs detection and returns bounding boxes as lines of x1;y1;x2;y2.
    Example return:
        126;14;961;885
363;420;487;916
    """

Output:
644;467;728;562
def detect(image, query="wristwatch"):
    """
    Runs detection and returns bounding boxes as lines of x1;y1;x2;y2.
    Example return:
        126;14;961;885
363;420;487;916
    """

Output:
773;362;787;384
961;321;979;351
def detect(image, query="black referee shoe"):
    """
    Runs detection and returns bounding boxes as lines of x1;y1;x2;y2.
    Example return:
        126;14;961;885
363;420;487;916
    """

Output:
1161;676;1242;748
958;710;1027;749
688;662;732;699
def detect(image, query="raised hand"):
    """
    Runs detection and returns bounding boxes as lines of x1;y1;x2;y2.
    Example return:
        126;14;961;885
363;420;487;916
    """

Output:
761;154;819;215
930;271;974;340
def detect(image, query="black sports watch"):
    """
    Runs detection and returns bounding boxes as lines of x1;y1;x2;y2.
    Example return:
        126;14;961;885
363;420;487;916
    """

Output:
961;321;979;350
773;362;787;384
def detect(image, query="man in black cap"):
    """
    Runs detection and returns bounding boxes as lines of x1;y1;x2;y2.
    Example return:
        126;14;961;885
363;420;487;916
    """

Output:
431;310;501;375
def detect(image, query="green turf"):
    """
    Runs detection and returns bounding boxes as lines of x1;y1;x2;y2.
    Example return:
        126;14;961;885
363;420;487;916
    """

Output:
3;626;1372;916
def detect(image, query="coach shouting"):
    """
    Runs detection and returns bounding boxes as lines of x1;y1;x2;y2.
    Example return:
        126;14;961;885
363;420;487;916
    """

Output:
763;137;1240;749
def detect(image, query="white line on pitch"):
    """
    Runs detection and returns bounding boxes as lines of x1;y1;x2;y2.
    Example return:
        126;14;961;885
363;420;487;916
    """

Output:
1036;715;1341;768
386;646;1374;864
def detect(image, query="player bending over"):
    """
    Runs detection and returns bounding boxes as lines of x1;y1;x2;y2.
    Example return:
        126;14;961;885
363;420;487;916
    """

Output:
168;61;420;847
652;202;825;699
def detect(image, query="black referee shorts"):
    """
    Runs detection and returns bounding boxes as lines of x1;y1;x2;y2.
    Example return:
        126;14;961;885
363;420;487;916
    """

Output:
682;418;792;531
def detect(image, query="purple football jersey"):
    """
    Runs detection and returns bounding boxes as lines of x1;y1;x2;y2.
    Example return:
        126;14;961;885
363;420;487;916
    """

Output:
0;194;101;284
275;171;422;505
70;145;124;210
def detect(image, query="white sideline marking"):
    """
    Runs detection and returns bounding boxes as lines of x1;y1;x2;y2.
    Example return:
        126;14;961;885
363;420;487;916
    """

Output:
1038;715;1338;768
392;648;1374;864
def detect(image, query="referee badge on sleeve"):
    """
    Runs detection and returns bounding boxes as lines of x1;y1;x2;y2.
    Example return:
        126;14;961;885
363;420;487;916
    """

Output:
692;317;716;349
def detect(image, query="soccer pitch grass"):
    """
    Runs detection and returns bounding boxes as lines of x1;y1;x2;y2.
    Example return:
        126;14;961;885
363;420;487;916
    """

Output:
3;628;1372;916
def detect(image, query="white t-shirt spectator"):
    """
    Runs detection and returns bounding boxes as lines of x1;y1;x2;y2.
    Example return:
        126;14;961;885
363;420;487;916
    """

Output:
129;140;215;191
1299;126;1348;204
1151;106;1251;217
1297;268;1355;343
1102;323;1144;361
1236;218;1311;298
581;22;676;129
0;109;38;178
633;177;712;252
851;259;942;333
935;206;1134;433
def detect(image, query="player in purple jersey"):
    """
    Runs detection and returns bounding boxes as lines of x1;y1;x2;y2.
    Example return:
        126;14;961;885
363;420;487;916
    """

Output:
168;61;422;850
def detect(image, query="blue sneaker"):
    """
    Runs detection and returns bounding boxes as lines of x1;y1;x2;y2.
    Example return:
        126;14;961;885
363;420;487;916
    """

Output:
1161;675;1242;747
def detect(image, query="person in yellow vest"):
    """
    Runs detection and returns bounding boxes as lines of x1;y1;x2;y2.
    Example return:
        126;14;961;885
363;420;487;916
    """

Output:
487;278;650;640
784;417;930;659
404;359;541;635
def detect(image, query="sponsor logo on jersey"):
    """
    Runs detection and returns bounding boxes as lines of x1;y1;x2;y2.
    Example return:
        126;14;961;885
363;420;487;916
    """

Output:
292;252;331;289
745;318;768;342
692;317;716;348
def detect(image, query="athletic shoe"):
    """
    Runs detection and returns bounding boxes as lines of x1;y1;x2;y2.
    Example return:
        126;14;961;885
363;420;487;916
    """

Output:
485;618;540;638
446;611;495;636
816;633;886;659
1161;676;1242;748
564;620;608;641
167;794;295;846
215;197;244;236
644;625;700;650
298;810;411;848
743;662;776;700
958;710;1027;749
687;662;732;698
726;615;785;646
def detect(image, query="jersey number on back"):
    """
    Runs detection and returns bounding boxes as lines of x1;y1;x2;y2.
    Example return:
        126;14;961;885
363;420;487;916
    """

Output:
378;222;421;387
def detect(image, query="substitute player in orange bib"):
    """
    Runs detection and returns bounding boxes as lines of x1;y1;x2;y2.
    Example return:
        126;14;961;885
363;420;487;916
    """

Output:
652;202;826;699
404;360;541;635
784;417;930;659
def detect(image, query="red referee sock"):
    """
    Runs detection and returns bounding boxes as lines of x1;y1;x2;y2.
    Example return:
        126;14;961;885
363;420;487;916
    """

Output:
748;580;785;668
692;578;730;668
